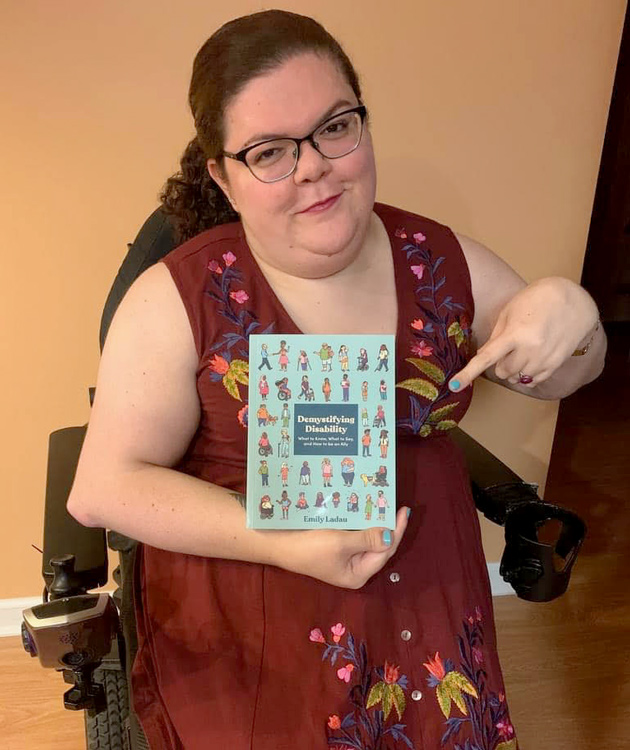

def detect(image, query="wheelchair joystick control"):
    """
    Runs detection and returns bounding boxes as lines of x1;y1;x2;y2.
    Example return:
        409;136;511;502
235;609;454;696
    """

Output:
49;554;86;599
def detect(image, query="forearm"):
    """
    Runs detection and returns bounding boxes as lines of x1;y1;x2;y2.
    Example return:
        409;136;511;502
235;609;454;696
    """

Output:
68;463;284;565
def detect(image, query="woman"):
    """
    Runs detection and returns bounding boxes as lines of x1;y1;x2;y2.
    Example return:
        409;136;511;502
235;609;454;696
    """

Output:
68;10;604;750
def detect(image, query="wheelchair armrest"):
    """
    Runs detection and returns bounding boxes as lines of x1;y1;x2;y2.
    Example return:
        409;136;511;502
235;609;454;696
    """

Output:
450;426;540;525
43;427;108;594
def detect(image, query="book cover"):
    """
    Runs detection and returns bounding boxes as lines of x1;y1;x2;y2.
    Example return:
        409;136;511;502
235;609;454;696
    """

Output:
246;334;396;529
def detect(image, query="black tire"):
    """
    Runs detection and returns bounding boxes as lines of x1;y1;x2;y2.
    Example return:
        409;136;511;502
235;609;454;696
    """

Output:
84;668;130;750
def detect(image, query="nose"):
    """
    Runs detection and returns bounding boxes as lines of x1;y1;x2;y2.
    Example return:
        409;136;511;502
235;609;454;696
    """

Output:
293;139;331;183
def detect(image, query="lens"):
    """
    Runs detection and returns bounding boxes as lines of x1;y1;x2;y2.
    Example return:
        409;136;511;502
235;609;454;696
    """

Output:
315;112;362;158
246;139;298;182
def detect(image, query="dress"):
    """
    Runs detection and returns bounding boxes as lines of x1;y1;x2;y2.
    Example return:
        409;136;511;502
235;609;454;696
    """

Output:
131;202;519;750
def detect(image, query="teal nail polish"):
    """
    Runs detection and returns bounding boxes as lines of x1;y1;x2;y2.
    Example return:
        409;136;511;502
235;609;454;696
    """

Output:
450;379;461;391
383;530;392;546
406;508;412;519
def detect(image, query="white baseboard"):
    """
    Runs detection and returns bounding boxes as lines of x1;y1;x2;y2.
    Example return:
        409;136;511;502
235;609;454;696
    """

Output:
0;565;513;638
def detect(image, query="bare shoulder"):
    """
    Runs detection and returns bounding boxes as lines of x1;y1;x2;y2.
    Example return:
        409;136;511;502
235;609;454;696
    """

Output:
84;262;200;468
453;232;527;346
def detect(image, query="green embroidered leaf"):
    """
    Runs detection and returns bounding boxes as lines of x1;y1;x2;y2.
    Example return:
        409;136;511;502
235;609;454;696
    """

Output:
231;368;249;386
391;684;406;720
427;403;459;423
229;358;249;376
435;420;458;432
222;374;241;401
405;358;446;384
445;684;468;716
396;378;439;402
382;684;394;721
496;741;518;750
447;321;465;347
436;682;451;719
419;425;432;437
366;681;384;710
447;671;478;699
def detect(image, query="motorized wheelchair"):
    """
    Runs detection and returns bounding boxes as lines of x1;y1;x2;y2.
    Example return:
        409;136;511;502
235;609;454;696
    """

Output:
21;209;587;750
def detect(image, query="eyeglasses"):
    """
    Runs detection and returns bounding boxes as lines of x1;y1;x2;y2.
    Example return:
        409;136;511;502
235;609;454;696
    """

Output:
222;105;367;183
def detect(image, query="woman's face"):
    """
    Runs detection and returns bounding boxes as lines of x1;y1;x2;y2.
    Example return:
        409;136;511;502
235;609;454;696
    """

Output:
208;53;377;279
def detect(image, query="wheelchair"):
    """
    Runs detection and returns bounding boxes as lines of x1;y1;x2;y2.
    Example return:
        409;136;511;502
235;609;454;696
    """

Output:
21;208;587;750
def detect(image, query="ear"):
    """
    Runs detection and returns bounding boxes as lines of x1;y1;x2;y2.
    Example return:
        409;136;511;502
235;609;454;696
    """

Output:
207;158;238;213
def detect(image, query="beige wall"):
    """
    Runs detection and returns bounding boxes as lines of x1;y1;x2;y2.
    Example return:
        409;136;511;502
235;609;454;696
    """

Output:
2;1;625;598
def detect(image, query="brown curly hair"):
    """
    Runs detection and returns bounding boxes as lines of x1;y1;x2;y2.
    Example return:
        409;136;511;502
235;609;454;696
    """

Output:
160;9;363;244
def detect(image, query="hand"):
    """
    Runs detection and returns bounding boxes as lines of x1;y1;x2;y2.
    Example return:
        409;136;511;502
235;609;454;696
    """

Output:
273;506;410;589
449;277;599;391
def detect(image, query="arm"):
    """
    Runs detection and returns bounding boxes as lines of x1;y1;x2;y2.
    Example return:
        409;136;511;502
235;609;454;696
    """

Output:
453;233;606;400
68;263;410;587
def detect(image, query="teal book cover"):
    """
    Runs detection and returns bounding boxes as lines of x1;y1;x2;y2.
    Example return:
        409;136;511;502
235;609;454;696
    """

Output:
246;334;396;529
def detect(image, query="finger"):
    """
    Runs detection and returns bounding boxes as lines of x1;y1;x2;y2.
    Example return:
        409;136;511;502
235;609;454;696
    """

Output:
449;334;515;392
347;507;410;583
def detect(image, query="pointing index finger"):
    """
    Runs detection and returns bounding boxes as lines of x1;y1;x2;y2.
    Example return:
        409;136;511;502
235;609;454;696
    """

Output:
448;335;513;392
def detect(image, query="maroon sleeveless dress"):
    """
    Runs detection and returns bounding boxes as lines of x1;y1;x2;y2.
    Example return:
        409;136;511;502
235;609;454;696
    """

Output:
131;203;519;750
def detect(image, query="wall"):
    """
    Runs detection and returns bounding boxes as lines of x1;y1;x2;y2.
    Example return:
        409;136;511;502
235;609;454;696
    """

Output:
1;0;625;598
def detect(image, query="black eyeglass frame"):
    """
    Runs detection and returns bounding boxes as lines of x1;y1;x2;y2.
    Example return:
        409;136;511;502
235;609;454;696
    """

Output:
221;104;368;183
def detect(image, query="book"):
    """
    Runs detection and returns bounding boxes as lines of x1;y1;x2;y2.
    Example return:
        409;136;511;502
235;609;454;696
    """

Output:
246;334;396;529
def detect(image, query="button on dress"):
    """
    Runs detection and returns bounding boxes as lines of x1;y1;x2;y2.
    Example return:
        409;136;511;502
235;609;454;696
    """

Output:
132;202;519;750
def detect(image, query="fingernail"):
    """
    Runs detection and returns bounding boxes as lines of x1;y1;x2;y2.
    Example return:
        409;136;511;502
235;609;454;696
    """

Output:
449;379;461;391
382;530;392;546
406;508;412;519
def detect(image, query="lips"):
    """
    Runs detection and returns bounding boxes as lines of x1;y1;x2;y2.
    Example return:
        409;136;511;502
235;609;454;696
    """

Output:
299;192;342;213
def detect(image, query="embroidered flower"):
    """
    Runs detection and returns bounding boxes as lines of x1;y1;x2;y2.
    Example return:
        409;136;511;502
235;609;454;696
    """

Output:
467;615;475;625
472;646;484;665
496;719;515;740
410;318;424;331
411;340;434;357
394;226;407;239
337;663;355;682
327;715;341;730
383;661;400;684
208;354;230;375
330;622;345;643
207;259;223;274
423;652;446;681
475;605;483;622
413;231;426;244
237;404;248;428
410;263;425;280
309;628;326;643
222;251;236;267
229;290;249;304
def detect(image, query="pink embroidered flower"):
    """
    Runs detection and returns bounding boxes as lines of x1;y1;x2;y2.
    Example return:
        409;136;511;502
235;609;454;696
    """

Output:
411;340;434;357
467;615;475;626
309;628;326;643
423;652;446;682
499;692;505;703
410;318;424;331
496;720;515;740
207;260;223;274
327;715;341;729
395;226;407;239
472;646;484;665
383;661;400;684
208;354;230;375
237;404;248;428
229;290;249;304
222;251;236;267
336;664;355;682
413;231;426;244
330;623;346;643
475;605;483;622
410;264;425;280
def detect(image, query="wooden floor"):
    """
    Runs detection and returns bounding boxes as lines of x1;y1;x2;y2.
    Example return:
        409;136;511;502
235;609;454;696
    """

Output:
1;324;627;750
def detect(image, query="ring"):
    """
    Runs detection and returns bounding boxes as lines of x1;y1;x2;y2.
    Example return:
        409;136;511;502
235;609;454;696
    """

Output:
518;372;534;384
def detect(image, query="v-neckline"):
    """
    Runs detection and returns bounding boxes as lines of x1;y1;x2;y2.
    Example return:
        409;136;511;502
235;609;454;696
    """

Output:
239;202;405;344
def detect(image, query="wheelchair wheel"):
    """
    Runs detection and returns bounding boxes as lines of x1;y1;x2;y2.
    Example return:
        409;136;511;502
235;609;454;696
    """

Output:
84;668;130;750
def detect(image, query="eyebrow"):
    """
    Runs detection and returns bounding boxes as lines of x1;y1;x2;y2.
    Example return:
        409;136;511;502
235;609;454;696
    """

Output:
238;99;356;151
